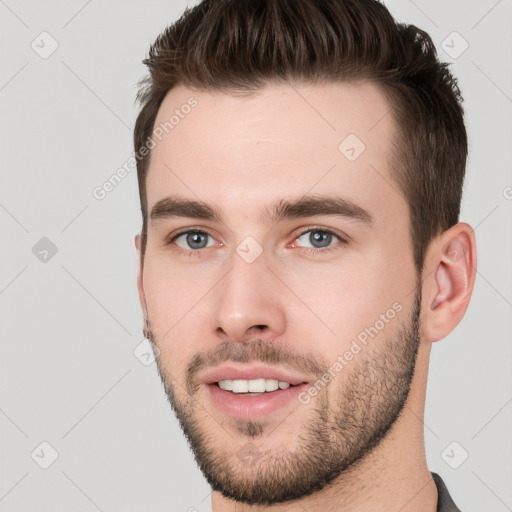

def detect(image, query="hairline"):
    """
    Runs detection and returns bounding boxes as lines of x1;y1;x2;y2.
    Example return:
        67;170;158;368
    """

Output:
139;79;420;272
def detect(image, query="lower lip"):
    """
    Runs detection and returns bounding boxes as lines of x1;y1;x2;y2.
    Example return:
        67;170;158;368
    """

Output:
205;383;308;421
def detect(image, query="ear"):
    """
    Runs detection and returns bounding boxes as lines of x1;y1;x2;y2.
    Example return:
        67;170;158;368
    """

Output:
134;234;147;316
421;222;477;343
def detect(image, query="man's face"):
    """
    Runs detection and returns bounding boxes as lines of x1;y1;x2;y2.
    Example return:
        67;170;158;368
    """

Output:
138;82;421;504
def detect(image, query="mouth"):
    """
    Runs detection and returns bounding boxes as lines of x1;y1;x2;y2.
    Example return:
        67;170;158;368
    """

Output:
205;381;309;421
215;377;299;395
200;365;311;421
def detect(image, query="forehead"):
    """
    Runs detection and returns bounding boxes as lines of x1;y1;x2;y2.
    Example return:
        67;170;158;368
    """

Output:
146;81;406;225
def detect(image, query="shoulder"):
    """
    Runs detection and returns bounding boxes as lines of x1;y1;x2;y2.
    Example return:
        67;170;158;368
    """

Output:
431;472;462;512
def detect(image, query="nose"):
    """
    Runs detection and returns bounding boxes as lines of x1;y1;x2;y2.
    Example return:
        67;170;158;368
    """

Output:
211;248;287;344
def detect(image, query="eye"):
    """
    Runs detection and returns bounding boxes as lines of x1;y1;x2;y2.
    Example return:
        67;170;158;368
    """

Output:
171;229;216;252
292;228;346;253
166;226;347;256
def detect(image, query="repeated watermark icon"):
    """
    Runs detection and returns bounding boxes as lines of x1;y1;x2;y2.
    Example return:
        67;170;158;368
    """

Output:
443;236;468;263
441;441;469;469
236;236;263;263
31;441;59;469
298;301;403;405
237;441;265;468
92;97;198;201
31;31;59;59
32;237;58;263
133;338;160;366
441;31;469;60
338;133;366;161
503;186;512;200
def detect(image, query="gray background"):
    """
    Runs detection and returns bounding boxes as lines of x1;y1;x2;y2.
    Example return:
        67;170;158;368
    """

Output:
1;0;511;510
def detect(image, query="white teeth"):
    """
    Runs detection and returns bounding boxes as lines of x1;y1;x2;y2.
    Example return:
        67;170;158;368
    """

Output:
218;379;233;391
248;378;266;392
265;379;279;392
217;378;293;393
232;380;249;393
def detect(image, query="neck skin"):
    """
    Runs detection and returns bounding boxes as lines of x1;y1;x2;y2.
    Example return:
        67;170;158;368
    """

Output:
211;342;438;512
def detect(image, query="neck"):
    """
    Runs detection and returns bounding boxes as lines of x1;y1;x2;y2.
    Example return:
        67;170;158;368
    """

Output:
211;343;437;512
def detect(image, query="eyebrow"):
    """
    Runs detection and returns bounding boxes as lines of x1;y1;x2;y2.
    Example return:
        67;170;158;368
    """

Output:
150;193;373;227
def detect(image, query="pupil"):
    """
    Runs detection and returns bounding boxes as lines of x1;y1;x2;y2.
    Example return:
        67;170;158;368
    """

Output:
311;231;331;248
188;232;207;249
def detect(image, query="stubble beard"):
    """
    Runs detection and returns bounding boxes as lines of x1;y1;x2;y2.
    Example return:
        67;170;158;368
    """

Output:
146;288;422;505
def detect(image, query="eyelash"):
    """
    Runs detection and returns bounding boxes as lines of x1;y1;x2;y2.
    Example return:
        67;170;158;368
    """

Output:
166;226;348;257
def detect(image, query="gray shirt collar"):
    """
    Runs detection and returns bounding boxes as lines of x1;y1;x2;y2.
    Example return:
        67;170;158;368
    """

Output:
431;472;461;512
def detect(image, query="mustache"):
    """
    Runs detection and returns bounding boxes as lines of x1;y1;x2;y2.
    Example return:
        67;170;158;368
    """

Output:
185;339;329;395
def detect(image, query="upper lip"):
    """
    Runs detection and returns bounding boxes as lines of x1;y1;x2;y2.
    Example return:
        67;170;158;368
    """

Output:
199;364;311;386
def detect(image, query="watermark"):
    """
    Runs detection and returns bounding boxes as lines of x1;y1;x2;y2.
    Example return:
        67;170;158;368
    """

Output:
441;31;469;60
92;97;198;201
31;441;59;469
31;31;59;59
237;441;265;468
32;237;58;263
338;133;366;162
236;236;263;263
133;338;160;366
298;301;403;405
441;441;469;469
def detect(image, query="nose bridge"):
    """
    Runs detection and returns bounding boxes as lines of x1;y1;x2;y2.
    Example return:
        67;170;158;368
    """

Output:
212;244;286;342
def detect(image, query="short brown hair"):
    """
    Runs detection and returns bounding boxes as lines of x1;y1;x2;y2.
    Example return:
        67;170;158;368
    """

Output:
134;0;467;273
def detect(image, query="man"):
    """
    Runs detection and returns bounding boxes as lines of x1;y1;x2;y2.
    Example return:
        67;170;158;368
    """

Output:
133;0;476;510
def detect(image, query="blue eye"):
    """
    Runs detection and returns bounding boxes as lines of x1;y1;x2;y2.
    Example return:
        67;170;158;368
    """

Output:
172;230;215;251
295;229;338;249
167;227;347;256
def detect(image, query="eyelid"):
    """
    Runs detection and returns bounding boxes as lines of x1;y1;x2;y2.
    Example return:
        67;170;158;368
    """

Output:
293;225;349;244
166;227;222;248
166;225;349;254
289;226;349;255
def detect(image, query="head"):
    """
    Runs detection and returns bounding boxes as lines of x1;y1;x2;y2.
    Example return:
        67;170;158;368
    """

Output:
133;0;476;506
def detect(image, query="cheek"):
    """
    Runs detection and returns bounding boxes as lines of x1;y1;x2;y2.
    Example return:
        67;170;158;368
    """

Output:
281;256;406;359
142;256;204;366
143;250;209;320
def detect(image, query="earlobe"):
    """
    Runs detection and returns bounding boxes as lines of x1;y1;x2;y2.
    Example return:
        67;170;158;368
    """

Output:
421;223;477;343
